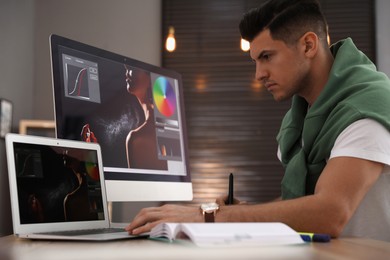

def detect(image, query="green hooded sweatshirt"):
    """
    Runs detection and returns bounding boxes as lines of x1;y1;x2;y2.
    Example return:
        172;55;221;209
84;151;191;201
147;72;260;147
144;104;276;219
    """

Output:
277;38;390;200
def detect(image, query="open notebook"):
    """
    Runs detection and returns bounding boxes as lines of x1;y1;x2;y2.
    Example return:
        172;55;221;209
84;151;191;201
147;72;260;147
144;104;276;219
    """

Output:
5;133;141;241
150;222;304;247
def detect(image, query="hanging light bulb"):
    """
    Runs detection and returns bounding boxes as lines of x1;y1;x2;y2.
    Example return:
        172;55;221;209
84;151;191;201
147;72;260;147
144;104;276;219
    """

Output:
240;38;250;52
165;26;176;52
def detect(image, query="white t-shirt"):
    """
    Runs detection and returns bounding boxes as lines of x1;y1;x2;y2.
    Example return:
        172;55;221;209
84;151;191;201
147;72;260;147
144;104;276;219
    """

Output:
330;119;390;241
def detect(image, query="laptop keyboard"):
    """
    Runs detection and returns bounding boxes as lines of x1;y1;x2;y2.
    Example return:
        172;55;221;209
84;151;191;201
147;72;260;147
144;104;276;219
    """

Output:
41;228;126;237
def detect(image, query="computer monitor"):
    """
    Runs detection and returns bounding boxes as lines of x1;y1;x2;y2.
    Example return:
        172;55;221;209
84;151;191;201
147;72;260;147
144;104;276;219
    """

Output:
50;34;192;202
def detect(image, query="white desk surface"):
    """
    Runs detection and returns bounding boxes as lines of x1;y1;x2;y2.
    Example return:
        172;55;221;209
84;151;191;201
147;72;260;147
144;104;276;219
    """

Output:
1;235;390;260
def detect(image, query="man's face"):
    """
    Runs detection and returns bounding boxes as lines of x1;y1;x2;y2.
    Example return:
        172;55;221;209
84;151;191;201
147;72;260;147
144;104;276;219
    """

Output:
249;29;311;102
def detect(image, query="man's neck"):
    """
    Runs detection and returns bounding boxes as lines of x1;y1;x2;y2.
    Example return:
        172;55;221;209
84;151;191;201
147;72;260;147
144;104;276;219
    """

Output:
303;48;334;106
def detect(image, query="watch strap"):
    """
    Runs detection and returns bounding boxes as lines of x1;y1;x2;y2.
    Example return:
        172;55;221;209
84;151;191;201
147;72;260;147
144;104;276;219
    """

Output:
201;203;219;223
204;212;215;222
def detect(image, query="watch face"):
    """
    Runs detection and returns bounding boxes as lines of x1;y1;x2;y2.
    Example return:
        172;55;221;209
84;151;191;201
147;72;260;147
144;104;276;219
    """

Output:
201;202;219;212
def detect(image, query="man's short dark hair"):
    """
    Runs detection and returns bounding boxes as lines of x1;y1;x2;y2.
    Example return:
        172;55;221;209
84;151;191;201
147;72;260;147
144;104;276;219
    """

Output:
239;0;328;46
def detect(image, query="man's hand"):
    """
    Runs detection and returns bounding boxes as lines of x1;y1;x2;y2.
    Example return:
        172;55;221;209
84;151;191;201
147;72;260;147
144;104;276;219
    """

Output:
125;204;203;235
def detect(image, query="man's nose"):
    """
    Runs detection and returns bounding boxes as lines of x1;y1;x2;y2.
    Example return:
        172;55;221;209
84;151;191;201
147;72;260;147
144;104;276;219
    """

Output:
255;65;268;82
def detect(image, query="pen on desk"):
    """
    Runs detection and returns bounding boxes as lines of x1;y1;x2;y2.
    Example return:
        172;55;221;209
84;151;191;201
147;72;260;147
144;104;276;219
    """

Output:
227;173;234;205
299;232;331;243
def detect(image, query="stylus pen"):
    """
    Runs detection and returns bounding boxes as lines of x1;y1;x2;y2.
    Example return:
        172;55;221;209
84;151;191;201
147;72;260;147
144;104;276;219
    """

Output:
227;173;234;205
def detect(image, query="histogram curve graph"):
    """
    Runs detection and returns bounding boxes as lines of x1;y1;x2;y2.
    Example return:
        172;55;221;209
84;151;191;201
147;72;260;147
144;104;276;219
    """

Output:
67;65;90;99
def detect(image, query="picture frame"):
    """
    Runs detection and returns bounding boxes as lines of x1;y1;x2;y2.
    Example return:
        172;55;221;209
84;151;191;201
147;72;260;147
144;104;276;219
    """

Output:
19;119;56;137
0;99;13;138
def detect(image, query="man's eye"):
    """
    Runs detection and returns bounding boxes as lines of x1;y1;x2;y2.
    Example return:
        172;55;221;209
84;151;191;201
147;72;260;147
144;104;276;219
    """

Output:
262;54;270;61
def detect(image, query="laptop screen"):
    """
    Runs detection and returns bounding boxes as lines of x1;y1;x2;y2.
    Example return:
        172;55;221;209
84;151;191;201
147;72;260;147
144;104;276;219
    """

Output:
13;142;104;224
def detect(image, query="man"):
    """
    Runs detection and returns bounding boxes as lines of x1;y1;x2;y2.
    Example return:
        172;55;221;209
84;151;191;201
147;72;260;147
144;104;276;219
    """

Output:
126;0;390;241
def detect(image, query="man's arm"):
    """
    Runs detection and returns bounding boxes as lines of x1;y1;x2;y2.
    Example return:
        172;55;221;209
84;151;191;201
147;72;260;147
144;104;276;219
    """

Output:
215;156;383;237
126;156;383;237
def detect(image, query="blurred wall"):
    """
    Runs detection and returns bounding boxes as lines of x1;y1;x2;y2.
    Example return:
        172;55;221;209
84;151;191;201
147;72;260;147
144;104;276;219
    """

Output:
0;0;35;237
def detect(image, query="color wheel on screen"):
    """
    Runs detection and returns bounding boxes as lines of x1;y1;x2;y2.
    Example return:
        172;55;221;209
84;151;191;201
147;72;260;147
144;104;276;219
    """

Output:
153;77;177;117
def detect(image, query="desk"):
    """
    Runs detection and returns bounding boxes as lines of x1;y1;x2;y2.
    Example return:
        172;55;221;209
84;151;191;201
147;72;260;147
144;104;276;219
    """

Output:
0;235;389;260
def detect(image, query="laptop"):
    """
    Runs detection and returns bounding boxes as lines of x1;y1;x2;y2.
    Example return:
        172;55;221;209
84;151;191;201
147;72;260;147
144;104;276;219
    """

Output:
5;133;144;241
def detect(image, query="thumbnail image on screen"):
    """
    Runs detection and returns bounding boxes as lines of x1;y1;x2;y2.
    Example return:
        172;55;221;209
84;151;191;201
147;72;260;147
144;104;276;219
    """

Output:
14;143;104;224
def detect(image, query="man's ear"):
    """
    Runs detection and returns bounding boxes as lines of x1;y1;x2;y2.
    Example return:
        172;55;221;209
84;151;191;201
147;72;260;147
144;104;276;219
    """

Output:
300;32;318;58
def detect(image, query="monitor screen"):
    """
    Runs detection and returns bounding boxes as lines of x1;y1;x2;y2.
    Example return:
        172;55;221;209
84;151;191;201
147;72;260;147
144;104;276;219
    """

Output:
50;34;192;202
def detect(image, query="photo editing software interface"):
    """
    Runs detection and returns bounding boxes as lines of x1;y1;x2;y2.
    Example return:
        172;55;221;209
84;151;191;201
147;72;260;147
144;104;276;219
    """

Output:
51;35;191;201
